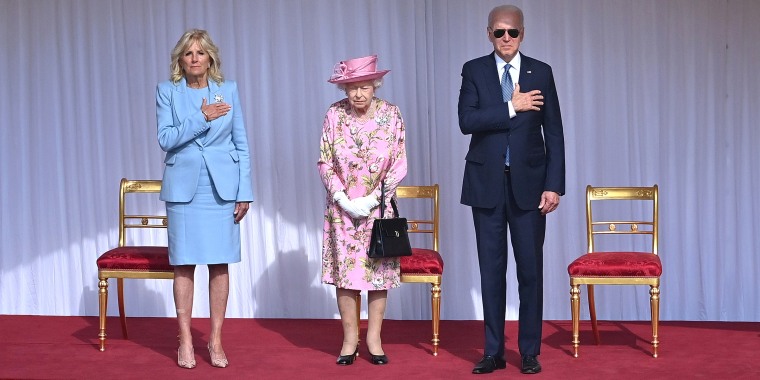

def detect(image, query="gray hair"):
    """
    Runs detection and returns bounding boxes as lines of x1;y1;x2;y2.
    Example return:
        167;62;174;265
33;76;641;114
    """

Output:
488;5;524;28
336;78;383;92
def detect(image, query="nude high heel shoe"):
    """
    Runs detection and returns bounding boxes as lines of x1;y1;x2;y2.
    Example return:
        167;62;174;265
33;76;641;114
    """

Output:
177;346;196;369
208;344;229;368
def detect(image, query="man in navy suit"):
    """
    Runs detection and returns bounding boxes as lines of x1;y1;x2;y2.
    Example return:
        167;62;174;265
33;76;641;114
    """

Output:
458;4;565;375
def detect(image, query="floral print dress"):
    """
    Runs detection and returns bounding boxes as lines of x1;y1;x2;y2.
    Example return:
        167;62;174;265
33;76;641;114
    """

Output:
318;97;408;290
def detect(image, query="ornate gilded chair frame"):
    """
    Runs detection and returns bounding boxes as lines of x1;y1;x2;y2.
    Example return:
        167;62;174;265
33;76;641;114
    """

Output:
97;179;173;351
570;185;660;358
397;185;442;355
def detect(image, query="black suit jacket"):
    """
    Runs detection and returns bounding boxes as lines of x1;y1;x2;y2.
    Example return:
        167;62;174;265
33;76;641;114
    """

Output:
458;52;565;210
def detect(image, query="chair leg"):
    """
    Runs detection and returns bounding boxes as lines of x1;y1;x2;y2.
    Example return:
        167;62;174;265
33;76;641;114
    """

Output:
570;284;580;357
98;276;108;351
650;285;660;358
117;278;128;339
430;280;441;356
355;292;361;344
587;284;600;345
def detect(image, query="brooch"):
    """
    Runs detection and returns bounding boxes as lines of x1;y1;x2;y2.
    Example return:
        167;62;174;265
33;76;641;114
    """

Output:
214;93;224;103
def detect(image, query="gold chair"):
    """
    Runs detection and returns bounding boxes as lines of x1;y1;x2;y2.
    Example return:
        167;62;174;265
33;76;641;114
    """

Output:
397;185;443;356
355;185;444;355
567;185;662;357
396;184;443;356
96;178;173;351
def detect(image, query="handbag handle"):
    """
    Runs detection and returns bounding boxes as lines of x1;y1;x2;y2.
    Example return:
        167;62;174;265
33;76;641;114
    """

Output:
379;181;400;218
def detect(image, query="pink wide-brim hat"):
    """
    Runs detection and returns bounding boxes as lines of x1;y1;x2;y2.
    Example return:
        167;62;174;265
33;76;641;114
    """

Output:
327;54;390;84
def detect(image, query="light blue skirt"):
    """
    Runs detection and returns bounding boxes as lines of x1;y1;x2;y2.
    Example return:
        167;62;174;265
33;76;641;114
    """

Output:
166;163;240;265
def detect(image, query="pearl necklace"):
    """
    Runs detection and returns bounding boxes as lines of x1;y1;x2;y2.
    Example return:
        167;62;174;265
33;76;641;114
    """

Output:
350;99;376;124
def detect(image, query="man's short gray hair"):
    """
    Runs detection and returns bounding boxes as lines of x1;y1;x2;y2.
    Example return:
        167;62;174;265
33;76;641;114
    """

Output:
488;5;524;28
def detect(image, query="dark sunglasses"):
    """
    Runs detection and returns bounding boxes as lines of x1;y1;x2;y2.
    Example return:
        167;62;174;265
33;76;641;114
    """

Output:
492;28;520;38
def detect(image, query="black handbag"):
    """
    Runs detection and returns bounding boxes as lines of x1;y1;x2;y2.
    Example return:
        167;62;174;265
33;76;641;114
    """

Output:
368;182;413;259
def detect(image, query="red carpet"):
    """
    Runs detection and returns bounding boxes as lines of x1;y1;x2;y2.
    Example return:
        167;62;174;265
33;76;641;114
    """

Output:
1;316;759;379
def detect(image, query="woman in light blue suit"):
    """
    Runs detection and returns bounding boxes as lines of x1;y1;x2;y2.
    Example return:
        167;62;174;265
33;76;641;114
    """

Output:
156;29;253;369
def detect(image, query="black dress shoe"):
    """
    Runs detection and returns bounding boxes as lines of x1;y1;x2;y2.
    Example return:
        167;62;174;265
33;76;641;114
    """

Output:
520;355;542;374
369;353;389;365
336;347;359;365
472;355;507;374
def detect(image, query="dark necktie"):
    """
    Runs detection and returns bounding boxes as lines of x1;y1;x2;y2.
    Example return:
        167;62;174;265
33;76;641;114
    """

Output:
502;64;513;165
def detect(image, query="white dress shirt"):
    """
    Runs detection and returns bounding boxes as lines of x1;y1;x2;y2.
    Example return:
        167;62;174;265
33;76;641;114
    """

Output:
495;53;521;118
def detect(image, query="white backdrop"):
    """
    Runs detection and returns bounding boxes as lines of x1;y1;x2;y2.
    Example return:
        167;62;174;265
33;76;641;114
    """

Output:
1;0;759;322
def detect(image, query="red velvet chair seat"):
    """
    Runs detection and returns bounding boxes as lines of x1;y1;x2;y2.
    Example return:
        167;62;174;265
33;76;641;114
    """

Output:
568;251;662;277
400;248;444;275
96;246;172;272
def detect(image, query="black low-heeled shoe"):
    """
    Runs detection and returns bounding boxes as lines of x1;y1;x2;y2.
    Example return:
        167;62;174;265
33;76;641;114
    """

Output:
336;348;359;365
369;353;389;365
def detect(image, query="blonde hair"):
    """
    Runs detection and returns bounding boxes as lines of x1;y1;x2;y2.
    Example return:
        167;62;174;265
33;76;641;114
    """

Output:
169;29;224;84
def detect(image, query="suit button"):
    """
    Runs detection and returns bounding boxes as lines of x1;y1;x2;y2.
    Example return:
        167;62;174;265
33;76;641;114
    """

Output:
199;146;203;151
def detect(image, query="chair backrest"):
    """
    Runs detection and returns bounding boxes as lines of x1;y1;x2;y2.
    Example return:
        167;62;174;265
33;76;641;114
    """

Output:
118;178;166;247
586;185;658;255
395;185;439;252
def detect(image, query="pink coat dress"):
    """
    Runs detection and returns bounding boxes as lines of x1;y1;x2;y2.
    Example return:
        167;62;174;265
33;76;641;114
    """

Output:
318;97;408;290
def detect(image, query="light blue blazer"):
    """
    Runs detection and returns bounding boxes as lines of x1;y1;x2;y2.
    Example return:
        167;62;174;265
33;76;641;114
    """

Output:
156;78;254;203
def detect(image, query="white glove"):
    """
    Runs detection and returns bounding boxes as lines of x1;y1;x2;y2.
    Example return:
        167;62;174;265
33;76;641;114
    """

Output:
333;192;370;219
353;195;380;216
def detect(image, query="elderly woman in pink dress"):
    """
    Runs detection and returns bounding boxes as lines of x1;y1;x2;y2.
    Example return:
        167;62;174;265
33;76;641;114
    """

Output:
317;55;407;366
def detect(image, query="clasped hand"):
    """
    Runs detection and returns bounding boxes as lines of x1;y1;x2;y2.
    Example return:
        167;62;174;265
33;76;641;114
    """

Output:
201;98;231;121
511;83;543;112
334;192;380;219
